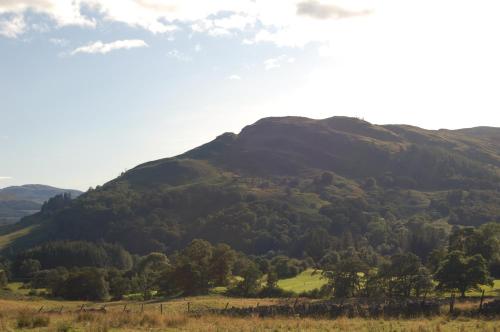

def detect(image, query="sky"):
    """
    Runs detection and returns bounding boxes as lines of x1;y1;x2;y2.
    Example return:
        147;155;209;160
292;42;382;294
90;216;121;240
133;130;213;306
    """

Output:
1;0;500;190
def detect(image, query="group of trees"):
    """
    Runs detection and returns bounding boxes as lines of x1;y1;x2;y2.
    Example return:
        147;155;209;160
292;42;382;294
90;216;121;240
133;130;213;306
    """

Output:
321;226;497;299
0;238;316;301
0;224;495;302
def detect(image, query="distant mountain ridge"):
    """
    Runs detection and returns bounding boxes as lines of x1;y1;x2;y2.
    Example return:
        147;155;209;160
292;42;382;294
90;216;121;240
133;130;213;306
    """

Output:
2;116;499;255
0;184;82;224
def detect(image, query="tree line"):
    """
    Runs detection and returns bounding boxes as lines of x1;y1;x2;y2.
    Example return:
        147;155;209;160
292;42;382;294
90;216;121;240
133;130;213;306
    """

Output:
0;223;497;301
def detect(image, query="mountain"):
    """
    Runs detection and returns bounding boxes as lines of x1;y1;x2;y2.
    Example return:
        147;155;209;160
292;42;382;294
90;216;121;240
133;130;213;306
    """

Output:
2;116;499;258
0;185;82;225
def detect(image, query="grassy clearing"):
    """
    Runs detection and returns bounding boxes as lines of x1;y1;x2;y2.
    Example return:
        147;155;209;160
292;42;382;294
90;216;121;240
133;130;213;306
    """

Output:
276;271;500;297
469;279;500;297
0;224;36;249
277;269;327;293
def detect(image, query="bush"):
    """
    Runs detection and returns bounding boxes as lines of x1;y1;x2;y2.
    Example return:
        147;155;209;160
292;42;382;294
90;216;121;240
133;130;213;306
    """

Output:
258;286;294;298
16;312;50;328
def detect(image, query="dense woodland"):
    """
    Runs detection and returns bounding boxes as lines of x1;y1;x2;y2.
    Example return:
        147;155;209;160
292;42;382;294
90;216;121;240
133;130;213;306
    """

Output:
0;116;499;301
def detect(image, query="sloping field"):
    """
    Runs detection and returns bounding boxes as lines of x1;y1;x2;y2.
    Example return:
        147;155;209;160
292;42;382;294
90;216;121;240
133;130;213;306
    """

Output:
277;269;327;293
0;225;37;250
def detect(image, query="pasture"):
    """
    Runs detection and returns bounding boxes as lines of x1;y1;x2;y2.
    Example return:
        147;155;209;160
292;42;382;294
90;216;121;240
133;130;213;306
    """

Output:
0;296;499;331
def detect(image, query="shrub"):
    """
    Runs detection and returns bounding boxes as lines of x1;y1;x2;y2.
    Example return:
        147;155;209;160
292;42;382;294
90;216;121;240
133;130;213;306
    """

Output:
16;312;50;328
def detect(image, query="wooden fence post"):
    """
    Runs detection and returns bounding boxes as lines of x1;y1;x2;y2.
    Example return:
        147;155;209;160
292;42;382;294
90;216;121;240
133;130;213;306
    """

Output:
225;302;229;311
141;303;144;313
160;304;163;315
123;304;127;312
187;302;190;313
449;293;455;314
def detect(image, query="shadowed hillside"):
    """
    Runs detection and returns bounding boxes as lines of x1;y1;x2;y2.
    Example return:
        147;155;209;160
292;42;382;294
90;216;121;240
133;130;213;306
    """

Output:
2;116;499;256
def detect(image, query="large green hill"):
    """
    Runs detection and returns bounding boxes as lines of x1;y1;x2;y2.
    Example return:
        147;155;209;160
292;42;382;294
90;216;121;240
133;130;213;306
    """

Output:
2;116;499;257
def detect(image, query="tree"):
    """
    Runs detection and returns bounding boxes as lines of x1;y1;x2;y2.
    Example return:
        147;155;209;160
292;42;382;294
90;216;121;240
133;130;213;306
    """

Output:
18;259;41;278
231;261;262;297
53;268;109;301
324;257;368;298
435;251;492;298
31;268;68;290
266;269;279;289
107;269;131;300
209;244;236;286
0;270;8;288
413;267;433;298
136;252;169;299
378;253;423;297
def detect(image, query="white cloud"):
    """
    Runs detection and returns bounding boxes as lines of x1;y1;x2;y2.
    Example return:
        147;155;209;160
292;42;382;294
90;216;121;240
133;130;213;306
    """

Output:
71;39;148;55
167;49;192;61
0;0;371;48
297;0;371;20
0;14;26;38
0;176;12;181
264;55;295;70
0;1;95;30
228;74;242;80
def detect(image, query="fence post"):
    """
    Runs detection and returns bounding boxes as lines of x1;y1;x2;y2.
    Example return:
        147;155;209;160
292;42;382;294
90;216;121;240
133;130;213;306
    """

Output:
225;302;229;311
449;293;455;314
479;289;485;313
141;303;144;313
123;304;127;312
38;306;44;313
160;303;163;315
187;302;190;313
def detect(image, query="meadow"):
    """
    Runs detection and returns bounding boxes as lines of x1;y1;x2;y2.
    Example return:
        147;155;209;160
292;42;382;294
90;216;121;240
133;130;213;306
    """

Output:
0;296;499;331
1;275;500;331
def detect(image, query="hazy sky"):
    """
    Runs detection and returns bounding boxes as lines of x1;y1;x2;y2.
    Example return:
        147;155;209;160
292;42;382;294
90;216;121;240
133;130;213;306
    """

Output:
1;0;499;190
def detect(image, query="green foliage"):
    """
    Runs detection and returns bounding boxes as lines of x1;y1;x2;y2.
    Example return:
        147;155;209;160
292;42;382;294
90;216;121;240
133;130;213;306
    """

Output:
15;241;132;271
229;260;262;297
323;256;369;298
52;267;109;301
377;253;433;297
435;251;492;297
157;239;238;296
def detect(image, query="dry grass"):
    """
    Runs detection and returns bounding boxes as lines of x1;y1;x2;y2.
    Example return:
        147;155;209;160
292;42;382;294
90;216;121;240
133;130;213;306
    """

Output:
0;298;498;331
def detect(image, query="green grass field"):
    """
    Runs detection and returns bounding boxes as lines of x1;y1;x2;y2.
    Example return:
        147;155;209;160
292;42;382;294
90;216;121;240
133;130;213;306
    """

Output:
0;225;36;250
277;269;327;293
276;270;500;298
468;279;500;297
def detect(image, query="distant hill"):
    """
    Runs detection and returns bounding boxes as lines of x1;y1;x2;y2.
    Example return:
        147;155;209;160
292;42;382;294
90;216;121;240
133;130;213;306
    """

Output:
0;185;82;224
2;117;499;256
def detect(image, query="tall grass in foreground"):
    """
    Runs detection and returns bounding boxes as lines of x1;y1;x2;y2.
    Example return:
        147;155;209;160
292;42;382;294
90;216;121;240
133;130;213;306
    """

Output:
0;311;499;331
0;297;498;331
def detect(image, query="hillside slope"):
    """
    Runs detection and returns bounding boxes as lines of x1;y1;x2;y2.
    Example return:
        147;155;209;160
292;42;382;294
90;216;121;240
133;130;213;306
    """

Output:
2;116;499;256
0;185;82;225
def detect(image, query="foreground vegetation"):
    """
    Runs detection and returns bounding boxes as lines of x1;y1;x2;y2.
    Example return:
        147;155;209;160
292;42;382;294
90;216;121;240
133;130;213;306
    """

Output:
0;296;499;331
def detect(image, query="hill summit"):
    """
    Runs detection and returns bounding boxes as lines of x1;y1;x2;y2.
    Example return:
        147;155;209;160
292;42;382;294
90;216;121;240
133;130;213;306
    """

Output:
3;116;499;256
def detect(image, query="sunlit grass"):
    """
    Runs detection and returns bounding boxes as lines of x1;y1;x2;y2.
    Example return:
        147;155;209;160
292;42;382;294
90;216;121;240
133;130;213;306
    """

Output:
0;225;37;249
277;269;327;293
